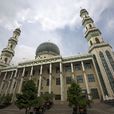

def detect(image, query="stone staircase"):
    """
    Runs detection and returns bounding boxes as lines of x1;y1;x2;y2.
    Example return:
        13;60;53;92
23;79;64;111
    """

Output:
45;101;72;114
0;100;114;114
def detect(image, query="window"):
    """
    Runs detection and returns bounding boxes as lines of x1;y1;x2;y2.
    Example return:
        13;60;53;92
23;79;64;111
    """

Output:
10;45;13;49
93;55;108;96
33;70;36;76
25;71;29;77
47;68;49;74
77;75;83;83
91;88;99;99
56;67;60;73
56;78;60;85
95;38;100;43
37;80;39;86
74;64;81;71
66;77;72;84
46;79;49;86
99;51;114;92
88;74;95;82
84;63;91;69
105;50;114;71
90;40;93;46
13;82;16;88
4;58;8;63
89;24;92;28
65;66;71;72
55;95;61;100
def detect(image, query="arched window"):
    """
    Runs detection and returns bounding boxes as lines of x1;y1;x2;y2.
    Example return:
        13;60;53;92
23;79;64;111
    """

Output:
95;38;100;43
10;45;13;49
105;50;114;71
4;58;8;63
99;51;114;92
90;40;93;46
89;24;92;28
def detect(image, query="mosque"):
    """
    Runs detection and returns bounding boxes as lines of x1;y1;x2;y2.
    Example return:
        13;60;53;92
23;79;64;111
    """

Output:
0;9;114;102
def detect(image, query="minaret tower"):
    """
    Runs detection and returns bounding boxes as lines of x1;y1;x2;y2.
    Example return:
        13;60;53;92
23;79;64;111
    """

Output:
0;28;21;68
80;9;114;100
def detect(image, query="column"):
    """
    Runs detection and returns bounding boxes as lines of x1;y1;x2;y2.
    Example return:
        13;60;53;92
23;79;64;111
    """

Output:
81;61;91;99
60;62;64;101
0;72;7;93
18;67;25;93
29;66;33;80
49;63;52;94
38;65;42;96
5;71;14;95
71;63;74;79
9;70;17;94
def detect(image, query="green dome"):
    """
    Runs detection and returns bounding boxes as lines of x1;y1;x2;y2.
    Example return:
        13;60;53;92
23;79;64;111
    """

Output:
36;42;60;57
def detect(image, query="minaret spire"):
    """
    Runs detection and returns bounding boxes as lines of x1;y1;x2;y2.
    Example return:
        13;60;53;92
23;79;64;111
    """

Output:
80;9;114;99
80;9;103;47
0;28;21;68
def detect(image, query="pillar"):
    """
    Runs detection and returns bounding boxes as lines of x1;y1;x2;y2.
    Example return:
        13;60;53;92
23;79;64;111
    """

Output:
18;67;25;93
38;65;42;96
0;72;7;93
71;62;74;79
9;70;17;94
5;71;14;95
49;63;52;94
29;66;33;80
81;61;91;99
60;62;64;101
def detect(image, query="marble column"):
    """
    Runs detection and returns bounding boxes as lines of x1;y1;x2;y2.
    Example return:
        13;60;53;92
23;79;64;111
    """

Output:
49;63;52;94
38;65;42;96
18;67;25;93
60;62;64;101
81;61;91;99
71;62;74;79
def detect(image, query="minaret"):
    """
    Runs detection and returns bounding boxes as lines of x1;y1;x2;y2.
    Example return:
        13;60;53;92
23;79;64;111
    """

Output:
0;28;21;68
80;9;114;100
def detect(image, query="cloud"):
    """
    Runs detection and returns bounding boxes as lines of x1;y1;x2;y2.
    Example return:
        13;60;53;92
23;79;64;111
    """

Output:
0;0;114;65
108;20;114;32
11;45;35;64
0;0;113;30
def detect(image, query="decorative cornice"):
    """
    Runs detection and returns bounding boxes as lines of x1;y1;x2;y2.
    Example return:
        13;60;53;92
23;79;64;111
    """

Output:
62;53;93;63
18;56;62;67
9;37;17;44
89;42;112;53
82;17;93;25
85;27;101;39
2;48;15;56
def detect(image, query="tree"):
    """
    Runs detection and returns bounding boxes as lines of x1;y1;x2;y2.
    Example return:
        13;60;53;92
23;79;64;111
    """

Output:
42;93;53;102
15;80;38;114
67;82;87;114
0;94;12;105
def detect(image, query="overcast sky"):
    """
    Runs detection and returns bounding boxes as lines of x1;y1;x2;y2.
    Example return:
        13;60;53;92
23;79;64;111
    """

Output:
0;0;114;64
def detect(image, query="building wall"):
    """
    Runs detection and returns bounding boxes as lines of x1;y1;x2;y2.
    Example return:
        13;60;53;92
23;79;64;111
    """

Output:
0;55;102;101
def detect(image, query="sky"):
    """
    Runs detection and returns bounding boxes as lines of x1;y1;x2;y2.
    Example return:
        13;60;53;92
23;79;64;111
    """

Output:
0;0;114;65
